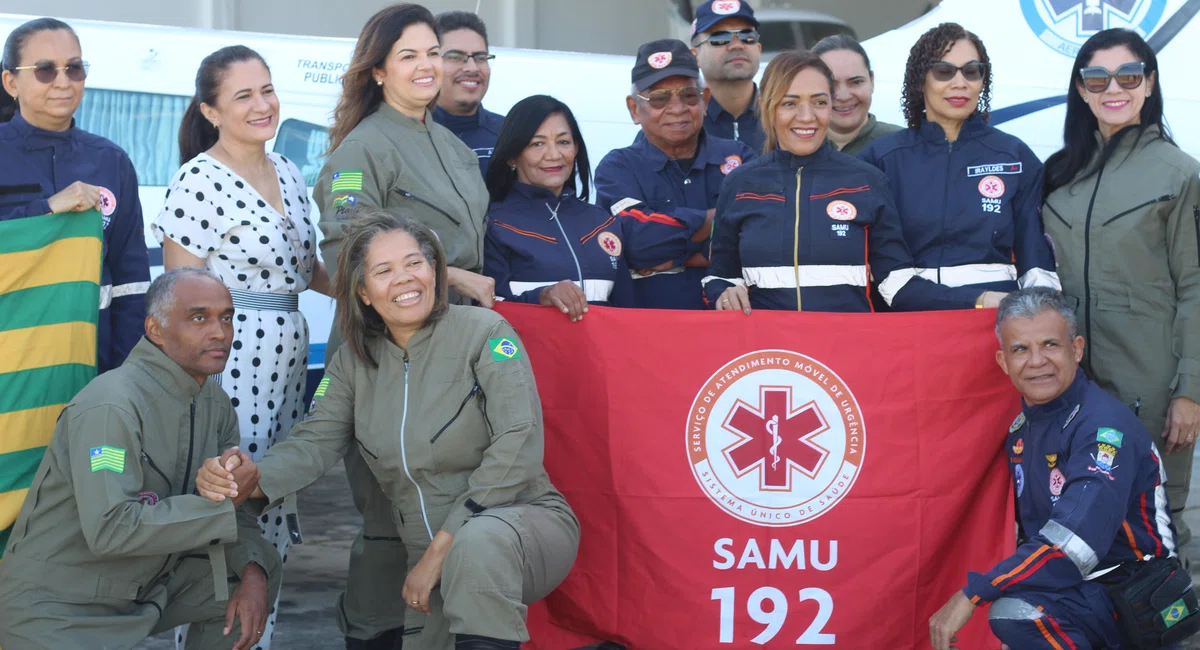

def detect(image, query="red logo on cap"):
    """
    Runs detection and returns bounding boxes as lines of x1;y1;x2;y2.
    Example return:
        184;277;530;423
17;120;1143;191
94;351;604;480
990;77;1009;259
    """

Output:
648;52;673;69
713;0;741;15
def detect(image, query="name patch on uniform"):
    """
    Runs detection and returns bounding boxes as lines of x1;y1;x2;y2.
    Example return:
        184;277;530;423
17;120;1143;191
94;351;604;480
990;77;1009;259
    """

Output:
966;163;1022;177
314;376;331;398
598;231;622;256
331;170;364;192
609;197;643;216
488;337;522;362
97;186;117;217
90;445;126;473
1097;428;1124;448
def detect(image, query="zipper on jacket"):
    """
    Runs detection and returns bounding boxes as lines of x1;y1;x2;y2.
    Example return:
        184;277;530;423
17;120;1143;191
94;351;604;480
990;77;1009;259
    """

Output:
397;189;461;226
431;382;482;444
1194;207;1200;267
399;357;435;540
181;400;197;495
1081;163;1107;377
938;141;954;284
1101;194;1175;226
733;121;740;142
356;439;380;460
140;451;174;494
792;168;804;311
547;201;585;284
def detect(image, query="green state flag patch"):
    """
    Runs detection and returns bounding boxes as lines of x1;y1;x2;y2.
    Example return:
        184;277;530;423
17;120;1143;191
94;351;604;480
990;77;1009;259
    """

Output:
488;337;521;362
1097;428;1124;448
89;445;126;473
331;170;364;192
1162;598;1189;628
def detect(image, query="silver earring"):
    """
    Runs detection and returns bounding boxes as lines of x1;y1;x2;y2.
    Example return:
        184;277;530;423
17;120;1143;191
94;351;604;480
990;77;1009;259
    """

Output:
377;80;383;86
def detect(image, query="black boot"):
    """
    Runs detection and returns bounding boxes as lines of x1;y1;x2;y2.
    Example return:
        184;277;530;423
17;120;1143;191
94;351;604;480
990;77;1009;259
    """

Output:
345;627;403;650
454;634;520;650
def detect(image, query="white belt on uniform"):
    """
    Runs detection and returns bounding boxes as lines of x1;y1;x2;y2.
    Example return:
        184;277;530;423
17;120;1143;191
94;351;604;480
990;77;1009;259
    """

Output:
509;279;615;302
914;263;1016;288
228;288;300;312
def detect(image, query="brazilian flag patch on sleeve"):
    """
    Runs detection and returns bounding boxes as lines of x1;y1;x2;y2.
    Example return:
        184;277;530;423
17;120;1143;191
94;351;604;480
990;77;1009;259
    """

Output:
488;337;521;362
89;446;126;473
1162;598;1189;628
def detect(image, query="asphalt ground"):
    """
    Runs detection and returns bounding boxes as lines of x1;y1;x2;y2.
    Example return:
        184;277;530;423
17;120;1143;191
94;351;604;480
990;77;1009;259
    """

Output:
134;452;1200;650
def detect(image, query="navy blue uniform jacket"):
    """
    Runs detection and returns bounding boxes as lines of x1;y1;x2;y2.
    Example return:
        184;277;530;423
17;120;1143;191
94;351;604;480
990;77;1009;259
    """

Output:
595;131;755;309
484;183;634;307
704;143;984;312
964;369;1177;604
704;86;765;155
860;116;1059;293
0;113;149;373
432;105;506;178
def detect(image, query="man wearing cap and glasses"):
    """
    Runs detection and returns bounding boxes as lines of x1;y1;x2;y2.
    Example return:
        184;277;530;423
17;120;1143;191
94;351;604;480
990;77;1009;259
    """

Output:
691;0;765;154
432;11;506;178
595;39;755;310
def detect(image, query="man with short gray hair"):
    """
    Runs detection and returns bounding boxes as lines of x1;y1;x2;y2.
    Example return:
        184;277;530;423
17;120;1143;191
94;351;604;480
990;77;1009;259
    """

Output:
929;287;1196;649
0;268;280;650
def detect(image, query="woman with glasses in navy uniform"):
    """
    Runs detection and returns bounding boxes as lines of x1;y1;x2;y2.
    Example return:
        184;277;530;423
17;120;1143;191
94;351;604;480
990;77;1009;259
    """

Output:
859;22;1059;309
0;17;150;373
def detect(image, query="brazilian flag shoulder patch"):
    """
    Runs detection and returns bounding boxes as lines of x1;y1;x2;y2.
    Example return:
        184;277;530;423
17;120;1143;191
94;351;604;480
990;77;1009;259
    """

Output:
488;337;521;362
1097;428;1124;448
89;445;126;473
1162;598;1189;628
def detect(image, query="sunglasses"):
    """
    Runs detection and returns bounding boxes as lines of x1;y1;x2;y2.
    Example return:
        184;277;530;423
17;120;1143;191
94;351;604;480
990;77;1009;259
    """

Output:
698;29;759;47
11;61;89;83
636;86;704;110
443;51;496;66
1079;61;1145;93
928;60;986;82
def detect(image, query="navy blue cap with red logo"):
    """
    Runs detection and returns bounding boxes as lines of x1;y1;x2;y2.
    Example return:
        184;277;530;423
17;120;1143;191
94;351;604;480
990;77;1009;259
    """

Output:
692;0;759;40
631;39;699;92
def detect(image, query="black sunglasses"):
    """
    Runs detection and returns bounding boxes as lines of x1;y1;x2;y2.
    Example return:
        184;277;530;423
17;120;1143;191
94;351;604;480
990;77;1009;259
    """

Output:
11;61;89;83
636;86;704;110
928;60;986;82
1079;62;1145;93
698;29;759;47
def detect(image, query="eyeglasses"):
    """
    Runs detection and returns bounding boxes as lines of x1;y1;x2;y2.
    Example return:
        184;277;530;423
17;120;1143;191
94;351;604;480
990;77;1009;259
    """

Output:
443;51;496;66
697;29;759;47
1079;61;1145;93
11;61;89;83
636;86;704;110
928;60;986;82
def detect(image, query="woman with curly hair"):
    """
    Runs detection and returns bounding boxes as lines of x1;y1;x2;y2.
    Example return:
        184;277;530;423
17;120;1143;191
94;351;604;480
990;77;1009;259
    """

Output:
860;22;1058;309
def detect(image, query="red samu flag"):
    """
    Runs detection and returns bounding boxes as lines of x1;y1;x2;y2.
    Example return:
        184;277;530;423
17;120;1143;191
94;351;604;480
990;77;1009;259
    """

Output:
495;305;1018;650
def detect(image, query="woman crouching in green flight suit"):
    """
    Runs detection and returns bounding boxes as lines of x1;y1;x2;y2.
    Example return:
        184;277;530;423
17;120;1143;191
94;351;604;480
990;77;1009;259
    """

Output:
195;212;579;650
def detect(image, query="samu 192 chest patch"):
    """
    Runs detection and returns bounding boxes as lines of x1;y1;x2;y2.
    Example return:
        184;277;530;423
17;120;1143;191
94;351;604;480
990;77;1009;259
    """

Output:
830;223;850;239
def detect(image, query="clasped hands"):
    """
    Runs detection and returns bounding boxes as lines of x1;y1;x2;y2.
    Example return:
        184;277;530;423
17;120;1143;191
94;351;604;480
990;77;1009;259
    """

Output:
196;446;264;506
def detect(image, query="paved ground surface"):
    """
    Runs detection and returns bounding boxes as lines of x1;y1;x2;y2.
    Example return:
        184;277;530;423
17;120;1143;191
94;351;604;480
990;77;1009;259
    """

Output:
135;453;1200;650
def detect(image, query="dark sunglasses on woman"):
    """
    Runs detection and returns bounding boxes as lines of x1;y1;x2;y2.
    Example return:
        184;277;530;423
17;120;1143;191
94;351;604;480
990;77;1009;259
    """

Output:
928;60;987;82
1078;61;1145;93
636;86;704;110
12;60;89;83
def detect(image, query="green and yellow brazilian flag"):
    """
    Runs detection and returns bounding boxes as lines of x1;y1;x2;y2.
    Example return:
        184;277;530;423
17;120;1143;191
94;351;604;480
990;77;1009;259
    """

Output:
0;210;102;559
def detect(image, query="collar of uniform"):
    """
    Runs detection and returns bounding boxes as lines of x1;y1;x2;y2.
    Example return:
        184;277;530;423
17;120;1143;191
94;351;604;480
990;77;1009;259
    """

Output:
843;114;879;151
127;337;206;399
706;83;759;122
632;129;713;172
9;110;76;151
1099;124;1163;153
377;318;439;362
918;114;987;144
512;181;575;203
1023;368;1088;420
766;140;833;169
432;104;480;133
377;102;432;133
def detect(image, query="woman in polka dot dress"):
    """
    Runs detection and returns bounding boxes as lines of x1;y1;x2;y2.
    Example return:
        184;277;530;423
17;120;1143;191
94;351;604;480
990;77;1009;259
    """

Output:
152;46;331;649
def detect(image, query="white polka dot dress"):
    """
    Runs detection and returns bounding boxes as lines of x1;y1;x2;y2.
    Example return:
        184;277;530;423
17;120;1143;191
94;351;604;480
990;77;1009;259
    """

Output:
152;152;316;650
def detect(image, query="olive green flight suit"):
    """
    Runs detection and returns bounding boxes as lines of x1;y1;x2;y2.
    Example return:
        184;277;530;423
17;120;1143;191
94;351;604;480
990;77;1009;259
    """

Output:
0;338;281;649
314;103;489;641
1043;127;1200;546
257;306;579;649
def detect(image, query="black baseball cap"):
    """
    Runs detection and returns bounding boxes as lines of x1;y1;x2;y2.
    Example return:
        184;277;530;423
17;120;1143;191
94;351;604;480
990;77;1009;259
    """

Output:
632;39;699;92
692;0;759;40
